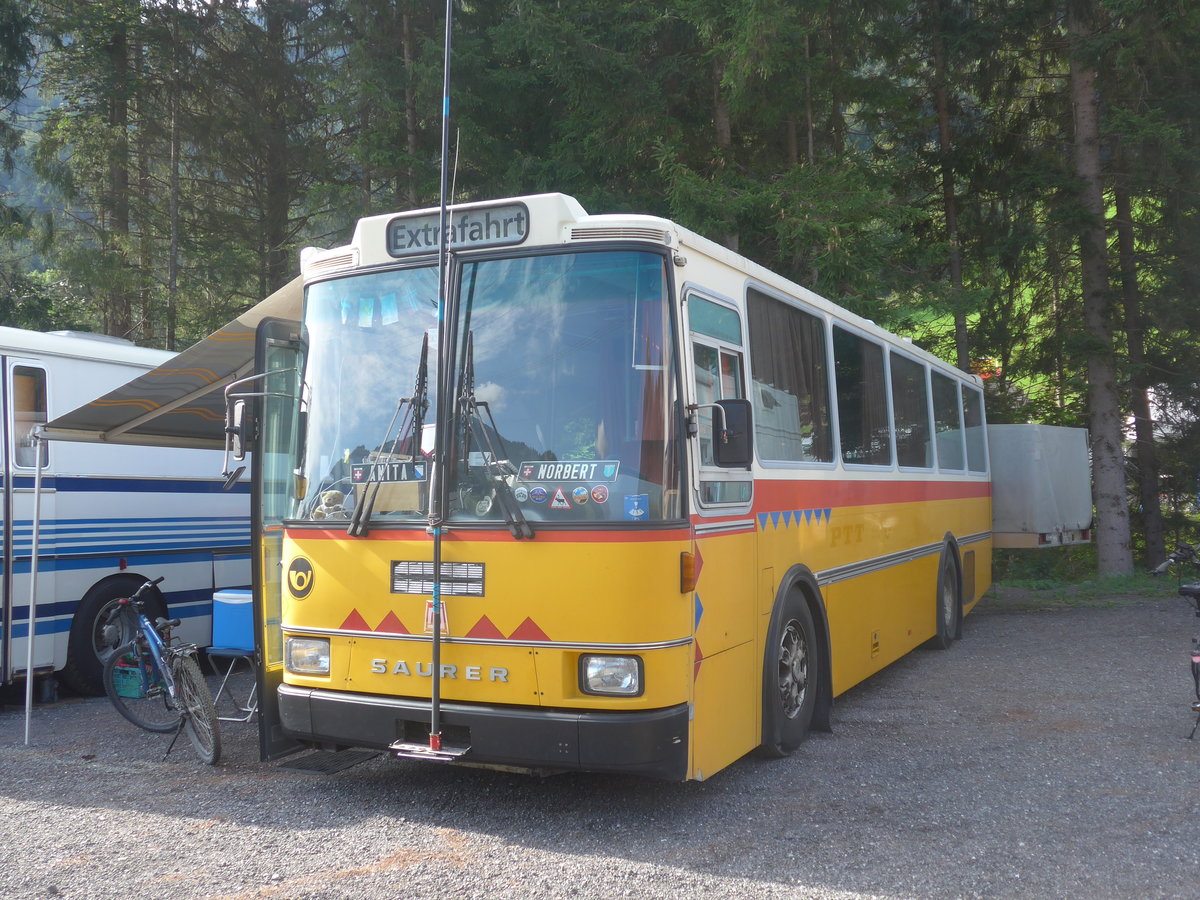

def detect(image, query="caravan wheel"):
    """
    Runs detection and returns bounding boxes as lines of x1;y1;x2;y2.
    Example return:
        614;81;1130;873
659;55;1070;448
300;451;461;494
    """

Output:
60;578;164;695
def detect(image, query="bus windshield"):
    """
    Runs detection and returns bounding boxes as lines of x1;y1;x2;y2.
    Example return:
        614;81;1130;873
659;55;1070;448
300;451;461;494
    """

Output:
298;249;681;525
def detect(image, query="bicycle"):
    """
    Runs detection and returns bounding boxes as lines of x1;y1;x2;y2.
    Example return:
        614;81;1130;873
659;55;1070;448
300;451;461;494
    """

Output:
99;576;222;764
1150;543;1200;740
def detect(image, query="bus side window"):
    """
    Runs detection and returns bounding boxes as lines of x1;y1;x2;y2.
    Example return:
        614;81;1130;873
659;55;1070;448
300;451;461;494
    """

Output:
962;384;987;472
746;288;833;464
931;371;965;471
890;352;933;469
12;365;48;469
833;326;891;467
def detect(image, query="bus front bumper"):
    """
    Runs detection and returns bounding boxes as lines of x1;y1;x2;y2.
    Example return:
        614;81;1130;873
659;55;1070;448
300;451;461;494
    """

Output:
277;684;690;780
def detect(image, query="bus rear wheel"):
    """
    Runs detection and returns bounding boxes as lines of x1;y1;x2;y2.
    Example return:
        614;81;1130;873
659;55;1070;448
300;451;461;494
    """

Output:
927;550;961;651
759;592;819;758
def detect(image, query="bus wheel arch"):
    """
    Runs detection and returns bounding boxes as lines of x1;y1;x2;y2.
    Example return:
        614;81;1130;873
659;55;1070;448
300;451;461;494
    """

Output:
758;566;833;758
926;538;963;650
61;573;168;696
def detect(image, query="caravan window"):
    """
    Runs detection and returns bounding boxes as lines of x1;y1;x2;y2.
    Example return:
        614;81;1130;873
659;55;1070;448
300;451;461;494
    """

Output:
13;365;48;468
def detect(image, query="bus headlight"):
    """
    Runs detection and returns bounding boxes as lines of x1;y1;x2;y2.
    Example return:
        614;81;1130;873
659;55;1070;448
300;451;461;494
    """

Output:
580;654;643;696
285;637;330;675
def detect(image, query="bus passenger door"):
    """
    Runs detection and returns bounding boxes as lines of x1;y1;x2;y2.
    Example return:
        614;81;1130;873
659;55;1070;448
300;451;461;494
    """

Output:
252;318;304;760
683;293;759;776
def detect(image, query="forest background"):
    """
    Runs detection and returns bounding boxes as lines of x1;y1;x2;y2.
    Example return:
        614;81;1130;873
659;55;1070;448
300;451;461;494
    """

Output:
0;0;1196;577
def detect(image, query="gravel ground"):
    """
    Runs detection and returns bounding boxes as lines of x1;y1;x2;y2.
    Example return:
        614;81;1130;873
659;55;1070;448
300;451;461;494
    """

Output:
2;589;1198;900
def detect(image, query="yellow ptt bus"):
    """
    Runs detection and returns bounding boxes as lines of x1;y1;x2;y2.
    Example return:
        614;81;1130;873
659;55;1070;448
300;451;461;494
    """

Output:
249;193;991;781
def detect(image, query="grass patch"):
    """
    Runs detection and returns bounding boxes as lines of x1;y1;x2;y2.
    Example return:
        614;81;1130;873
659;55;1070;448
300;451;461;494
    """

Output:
986;570;1182;611
986;545;1198;610
992;545;1099;584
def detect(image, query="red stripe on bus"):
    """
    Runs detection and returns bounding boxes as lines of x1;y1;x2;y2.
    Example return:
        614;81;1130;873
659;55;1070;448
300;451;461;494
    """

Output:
753;478;990;510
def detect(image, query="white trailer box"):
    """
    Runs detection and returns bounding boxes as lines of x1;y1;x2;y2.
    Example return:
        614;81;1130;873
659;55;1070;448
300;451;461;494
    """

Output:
988;424;1092;548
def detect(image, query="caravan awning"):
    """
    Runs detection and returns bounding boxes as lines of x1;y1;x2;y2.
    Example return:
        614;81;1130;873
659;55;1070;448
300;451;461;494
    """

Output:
41;277;302;449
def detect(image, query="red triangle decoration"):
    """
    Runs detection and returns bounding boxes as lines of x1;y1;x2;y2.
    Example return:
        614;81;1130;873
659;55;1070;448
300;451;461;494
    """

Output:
466;615;506;639
375;611;410;634
693;640;704;681
508;617;551;642
340;609;372;632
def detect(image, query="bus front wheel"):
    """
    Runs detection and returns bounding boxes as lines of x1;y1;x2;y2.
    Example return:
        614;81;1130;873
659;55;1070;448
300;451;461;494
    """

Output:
759;592;819;757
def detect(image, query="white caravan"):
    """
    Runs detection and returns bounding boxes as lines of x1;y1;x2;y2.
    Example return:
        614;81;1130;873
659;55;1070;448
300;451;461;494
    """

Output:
0;327;250;696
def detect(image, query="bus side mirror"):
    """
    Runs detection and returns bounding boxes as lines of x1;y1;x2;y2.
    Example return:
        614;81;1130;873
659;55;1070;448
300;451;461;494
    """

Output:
227;399;249;461
713;398;753;468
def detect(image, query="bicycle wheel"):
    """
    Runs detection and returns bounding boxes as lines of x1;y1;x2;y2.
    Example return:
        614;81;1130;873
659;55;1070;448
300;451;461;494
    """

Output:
102;641;182;733
172;654;222;765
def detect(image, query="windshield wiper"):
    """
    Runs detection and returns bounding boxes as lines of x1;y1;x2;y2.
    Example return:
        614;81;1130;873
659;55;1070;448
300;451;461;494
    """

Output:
347;332;430;537
457;331;534;540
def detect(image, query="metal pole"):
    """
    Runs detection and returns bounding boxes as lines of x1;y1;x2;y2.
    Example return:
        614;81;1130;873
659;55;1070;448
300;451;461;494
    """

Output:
428;0;455;753
23;433;45;745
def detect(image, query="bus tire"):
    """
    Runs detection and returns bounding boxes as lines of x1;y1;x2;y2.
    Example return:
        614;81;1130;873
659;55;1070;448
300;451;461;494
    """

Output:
61;577;165;696
927;549;961;651
759;591;819;758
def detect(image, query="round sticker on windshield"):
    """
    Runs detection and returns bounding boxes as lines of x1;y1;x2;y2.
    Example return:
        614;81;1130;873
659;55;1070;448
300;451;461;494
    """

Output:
591;485;609;503
572;487;589;505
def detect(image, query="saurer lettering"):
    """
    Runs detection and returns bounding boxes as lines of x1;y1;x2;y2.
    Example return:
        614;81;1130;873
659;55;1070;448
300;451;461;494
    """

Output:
369;659;509;682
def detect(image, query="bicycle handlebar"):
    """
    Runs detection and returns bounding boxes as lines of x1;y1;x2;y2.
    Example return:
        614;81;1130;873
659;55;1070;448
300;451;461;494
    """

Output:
123;576;166;604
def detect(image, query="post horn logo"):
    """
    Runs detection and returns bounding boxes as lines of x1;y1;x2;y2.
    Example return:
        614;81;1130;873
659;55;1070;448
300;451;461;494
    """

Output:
287;557;315;599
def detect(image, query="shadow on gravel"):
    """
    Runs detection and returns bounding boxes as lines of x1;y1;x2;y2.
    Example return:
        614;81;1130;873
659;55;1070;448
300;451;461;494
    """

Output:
2;590;1198;900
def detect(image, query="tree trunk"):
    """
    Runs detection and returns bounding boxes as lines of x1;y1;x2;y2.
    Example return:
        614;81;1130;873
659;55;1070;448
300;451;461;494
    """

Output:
712;60;737;251
932;2;969;372
106;24;131;339
402;6;419;207
1115;182;1165;566
803;33;814;164
360;106;372;211
168;71;181;350
1068;0;1132;576
133;38;153;346
263;3;289;293
167;0;182;351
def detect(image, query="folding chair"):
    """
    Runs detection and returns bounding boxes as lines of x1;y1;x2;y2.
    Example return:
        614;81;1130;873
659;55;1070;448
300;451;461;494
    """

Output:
208;589;258;723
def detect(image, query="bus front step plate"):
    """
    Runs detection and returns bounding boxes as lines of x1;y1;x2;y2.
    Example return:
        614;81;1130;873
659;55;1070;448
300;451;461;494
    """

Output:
389;740;471;762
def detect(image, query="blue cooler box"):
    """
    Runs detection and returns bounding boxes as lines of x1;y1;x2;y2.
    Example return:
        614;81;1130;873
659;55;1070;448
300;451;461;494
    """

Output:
212;589;253;651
